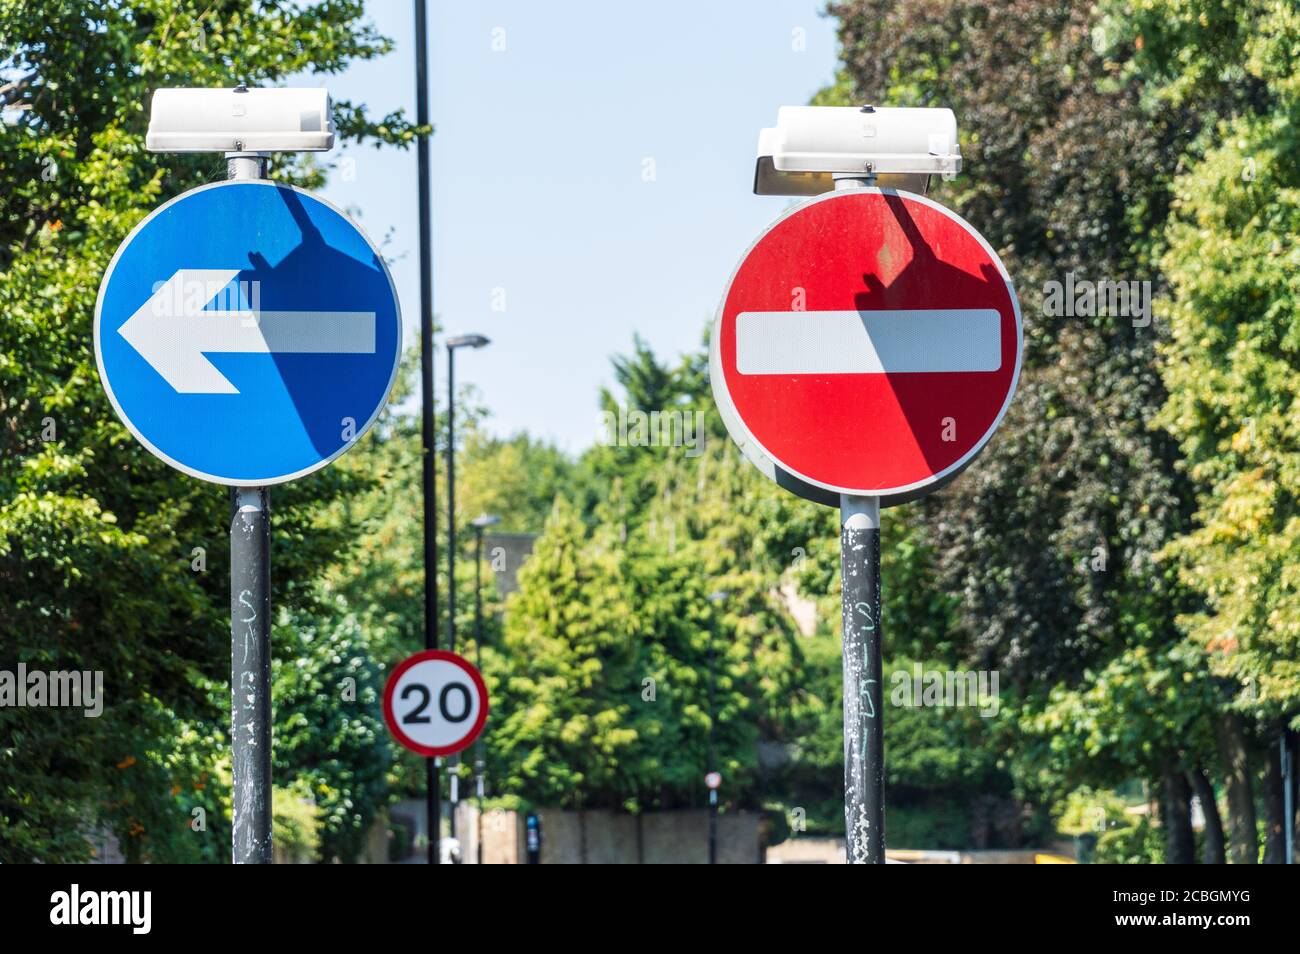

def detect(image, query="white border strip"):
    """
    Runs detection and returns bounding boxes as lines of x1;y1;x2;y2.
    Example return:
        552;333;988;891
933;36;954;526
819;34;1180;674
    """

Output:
736;308;1001;375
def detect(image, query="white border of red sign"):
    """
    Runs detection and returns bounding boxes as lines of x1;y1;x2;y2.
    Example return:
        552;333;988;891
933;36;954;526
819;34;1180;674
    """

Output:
709;187;1022;507
382;649;489;757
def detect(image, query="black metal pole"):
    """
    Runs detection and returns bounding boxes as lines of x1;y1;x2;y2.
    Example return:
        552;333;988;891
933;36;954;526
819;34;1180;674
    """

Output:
840;494;884;863
707;623;717;865
225;152;273;866
414;0;440;866
474;526;485;864
447;346;457;653
231;486;272;863
473;527;483;664
446;344;458;849
1284;731;1295;865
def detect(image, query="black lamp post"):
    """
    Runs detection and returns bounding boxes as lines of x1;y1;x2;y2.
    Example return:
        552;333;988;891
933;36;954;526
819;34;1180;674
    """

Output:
444;333;489;851
470;512;500;863
412;0;439;866
706;590;729;864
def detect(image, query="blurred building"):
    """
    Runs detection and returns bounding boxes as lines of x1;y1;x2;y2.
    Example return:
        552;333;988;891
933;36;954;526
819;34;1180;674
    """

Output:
484;532;536;598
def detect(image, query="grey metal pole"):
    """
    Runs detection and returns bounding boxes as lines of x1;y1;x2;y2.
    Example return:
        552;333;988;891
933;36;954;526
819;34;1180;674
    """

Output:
231;487;272;863
707;623;717;865
704;590;727;864
474;525;485;864
413;0;441;866
831;171;885;865
1284;733;1294;864
840;494;883;864
226;154;266;180
447;344;457;652
446;344;458;849
225;149;273;865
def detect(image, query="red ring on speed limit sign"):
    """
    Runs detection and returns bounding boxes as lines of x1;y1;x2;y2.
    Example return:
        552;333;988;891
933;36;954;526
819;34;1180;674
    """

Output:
382;649;489;757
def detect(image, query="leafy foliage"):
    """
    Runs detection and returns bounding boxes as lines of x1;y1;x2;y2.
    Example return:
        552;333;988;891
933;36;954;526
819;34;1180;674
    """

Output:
271;605;390;862
0;0;413;862
1136;0;1300;729
821;0;1231;848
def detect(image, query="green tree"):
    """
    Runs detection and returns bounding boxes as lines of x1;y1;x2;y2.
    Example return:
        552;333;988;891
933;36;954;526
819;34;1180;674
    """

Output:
272;604;390;862
487;497;642;807
822;0;1226;861
487;333;996;844
1116;0;1300;863
0;0;415;862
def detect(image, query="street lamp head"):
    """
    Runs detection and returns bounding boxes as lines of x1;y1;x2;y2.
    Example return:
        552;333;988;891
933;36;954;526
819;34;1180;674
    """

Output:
471;513;502;530
753;105;960;197
707;590;730;603
447;333;491;350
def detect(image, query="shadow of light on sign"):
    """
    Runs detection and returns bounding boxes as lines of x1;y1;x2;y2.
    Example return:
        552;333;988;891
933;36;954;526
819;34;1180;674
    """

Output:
219;186;397;460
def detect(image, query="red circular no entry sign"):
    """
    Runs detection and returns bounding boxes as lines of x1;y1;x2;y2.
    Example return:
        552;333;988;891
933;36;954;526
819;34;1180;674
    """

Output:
710;188;1021;506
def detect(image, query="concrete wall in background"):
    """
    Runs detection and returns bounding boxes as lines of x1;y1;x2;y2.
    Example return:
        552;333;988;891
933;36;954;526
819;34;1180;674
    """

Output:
454;805;764;863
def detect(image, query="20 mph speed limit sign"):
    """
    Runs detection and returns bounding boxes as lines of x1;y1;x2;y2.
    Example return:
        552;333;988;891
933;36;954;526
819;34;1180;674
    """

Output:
383;650;488;757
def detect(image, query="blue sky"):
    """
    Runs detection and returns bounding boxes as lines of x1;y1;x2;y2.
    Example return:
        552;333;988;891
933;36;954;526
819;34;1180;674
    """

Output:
304;1;840;452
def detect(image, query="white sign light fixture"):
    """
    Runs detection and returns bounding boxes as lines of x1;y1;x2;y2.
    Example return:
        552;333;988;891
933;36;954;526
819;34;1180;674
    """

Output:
754;105;961;196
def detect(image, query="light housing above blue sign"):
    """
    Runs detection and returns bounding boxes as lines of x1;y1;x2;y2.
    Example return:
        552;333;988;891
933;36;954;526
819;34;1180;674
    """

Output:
95;181;401;485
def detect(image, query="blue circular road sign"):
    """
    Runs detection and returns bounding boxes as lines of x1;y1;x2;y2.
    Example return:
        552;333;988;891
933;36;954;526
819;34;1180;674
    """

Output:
95;181;401;485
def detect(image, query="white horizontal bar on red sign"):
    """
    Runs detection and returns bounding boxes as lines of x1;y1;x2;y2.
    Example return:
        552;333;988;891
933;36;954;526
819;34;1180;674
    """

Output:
735;309;1001;375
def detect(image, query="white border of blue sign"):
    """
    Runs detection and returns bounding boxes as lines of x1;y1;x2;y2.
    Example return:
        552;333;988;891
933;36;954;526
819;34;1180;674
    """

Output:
94;180;403;487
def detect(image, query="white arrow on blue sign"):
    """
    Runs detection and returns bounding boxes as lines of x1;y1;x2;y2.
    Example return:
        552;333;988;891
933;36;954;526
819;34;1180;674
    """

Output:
95;181;401;485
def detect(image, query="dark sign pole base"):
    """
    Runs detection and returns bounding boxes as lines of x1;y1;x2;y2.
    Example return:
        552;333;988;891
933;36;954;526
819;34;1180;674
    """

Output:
414;0;441;868
231;486;273;864
840;494;884;864
427;757;439;864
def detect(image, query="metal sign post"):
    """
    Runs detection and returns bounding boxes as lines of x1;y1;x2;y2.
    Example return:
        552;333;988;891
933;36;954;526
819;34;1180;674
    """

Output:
710;106;1019;865
834;177;885;865
839;495;882;863
225;151;273;865
443;333;489;847
96;86;400;863
230;486;272;862
383;648;489;864
705;771;722;864
413;0;441;867
224;151;270;868
1284;733;1295;864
